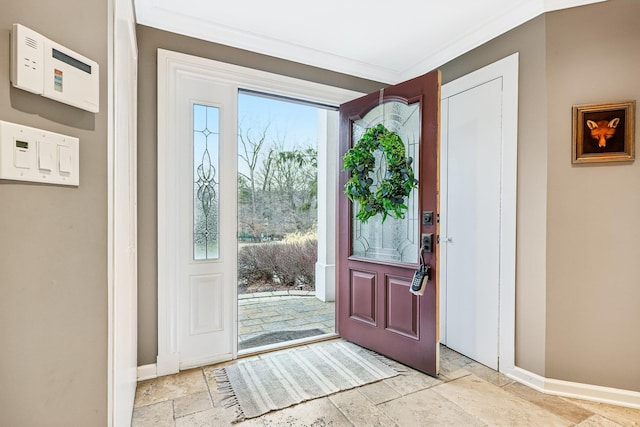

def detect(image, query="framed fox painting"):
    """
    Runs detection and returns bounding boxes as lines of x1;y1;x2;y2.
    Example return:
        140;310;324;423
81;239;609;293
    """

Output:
572;101;635;164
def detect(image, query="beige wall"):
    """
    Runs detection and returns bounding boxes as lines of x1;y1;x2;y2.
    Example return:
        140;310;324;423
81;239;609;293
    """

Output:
440;15;549;376
0;1;108;426
441;0;640;391
545;0;640;391
136;25;384;365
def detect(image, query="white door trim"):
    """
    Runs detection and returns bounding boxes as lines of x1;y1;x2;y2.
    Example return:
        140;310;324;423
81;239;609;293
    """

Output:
157;49;363;375
107;0;138;424
440;53;519;373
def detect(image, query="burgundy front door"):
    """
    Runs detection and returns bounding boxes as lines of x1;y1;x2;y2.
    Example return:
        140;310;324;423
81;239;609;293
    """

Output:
337;70;440;375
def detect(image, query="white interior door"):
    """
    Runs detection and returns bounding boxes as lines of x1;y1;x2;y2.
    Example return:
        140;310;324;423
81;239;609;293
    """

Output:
441;79;502;369
440;54;519;372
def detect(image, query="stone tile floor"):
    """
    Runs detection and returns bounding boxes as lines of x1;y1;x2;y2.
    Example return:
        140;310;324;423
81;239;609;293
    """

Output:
238;292;335;347
132;340;640;426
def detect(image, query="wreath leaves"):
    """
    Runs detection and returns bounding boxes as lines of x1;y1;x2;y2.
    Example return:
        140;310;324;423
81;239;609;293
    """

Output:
343;124;418;222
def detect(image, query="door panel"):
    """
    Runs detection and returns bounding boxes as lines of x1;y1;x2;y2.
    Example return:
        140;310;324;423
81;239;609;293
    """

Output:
385;276;419;339
176;74;237;369
189;274;224;335
337;70;440;375
350;270;377;325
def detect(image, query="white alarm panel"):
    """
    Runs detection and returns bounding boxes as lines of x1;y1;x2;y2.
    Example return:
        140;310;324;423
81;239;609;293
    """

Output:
11;24;99;113
0;120;79;186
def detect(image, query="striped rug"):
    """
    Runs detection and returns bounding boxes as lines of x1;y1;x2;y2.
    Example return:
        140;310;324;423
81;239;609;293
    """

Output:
213;340;402;422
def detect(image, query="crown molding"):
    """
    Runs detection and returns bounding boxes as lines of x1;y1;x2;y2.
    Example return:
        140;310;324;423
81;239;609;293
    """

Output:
135;2;401;83
135;0;608;84
545;0;607;13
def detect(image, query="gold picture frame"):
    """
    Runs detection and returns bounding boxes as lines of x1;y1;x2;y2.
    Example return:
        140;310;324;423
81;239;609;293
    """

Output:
572;101;635;164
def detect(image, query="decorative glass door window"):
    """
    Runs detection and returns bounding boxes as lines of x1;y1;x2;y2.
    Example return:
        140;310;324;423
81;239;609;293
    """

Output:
193;104;220;260
351;101;420;263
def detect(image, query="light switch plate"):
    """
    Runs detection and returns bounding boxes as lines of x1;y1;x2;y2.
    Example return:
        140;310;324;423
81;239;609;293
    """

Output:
0;120;79;186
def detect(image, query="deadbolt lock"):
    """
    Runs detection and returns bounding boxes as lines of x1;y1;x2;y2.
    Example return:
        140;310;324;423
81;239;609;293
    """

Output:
422;211;434;226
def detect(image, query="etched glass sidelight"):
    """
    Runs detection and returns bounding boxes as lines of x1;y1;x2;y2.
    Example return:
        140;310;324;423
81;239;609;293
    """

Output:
193;104;220;260
351;101;420;263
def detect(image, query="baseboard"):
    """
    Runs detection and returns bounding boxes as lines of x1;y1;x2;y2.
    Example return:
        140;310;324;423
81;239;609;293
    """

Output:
138;352;230;381
504;366;546;391
137;364;157;381
507;366;640;409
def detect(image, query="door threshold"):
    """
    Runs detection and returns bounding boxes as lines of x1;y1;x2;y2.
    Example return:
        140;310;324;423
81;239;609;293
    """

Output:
238;332;339;359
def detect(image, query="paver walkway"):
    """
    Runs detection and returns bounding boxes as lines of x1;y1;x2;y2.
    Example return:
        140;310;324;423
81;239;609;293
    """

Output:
238;291;335;347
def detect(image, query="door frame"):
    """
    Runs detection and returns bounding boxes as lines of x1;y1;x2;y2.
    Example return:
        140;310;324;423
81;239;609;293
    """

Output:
107;0;138;424
156;49;363;375
440;53;519;373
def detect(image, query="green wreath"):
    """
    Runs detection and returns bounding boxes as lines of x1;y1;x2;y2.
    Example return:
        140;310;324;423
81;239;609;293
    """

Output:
343;124;418;223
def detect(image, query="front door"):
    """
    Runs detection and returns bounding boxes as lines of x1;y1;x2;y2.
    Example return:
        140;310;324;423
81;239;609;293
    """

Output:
337;70;440;375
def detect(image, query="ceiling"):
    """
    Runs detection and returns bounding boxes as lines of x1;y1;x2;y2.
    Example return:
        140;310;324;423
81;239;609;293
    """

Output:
134;0;605;84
